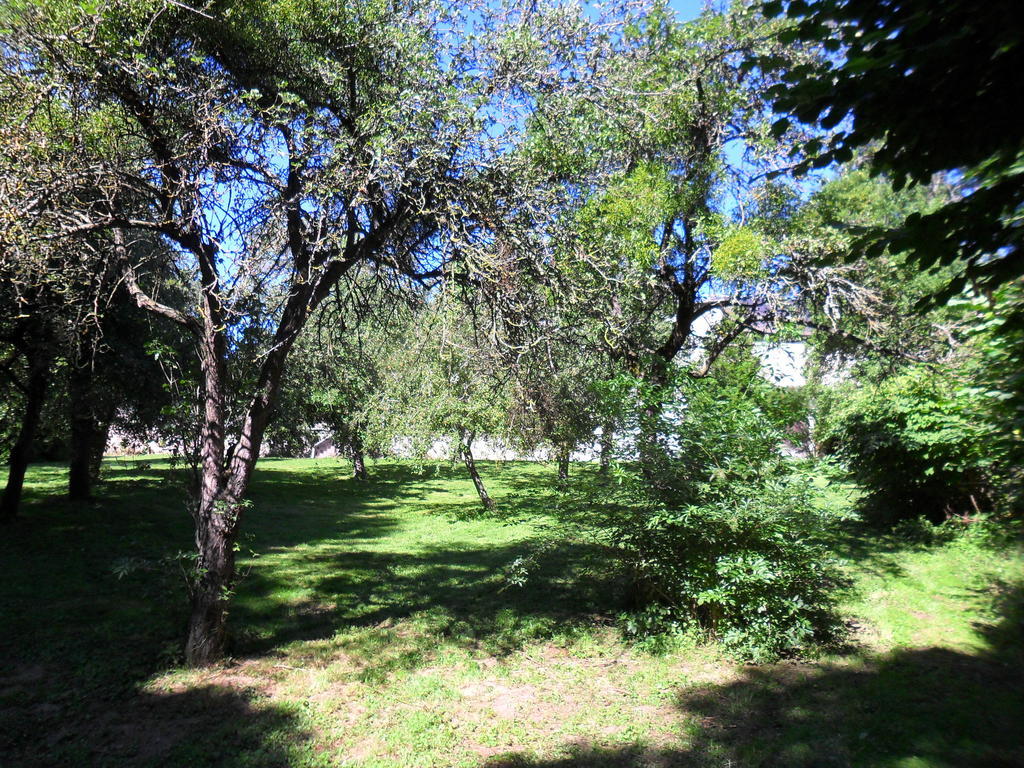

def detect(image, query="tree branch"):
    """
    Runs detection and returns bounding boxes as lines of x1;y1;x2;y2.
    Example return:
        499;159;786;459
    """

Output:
113;229;200;334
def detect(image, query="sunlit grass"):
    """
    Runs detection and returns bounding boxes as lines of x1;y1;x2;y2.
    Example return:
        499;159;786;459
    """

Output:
1;457;1021;767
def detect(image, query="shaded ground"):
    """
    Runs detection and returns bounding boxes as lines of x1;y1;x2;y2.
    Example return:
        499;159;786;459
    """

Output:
1;458;1022;767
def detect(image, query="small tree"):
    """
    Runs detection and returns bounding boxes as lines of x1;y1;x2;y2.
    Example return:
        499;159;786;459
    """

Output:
603;348;849;661
369;295;516;511
277;284;409;478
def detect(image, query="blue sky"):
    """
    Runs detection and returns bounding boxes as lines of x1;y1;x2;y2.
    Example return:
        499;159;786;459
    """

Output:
669;0;708;22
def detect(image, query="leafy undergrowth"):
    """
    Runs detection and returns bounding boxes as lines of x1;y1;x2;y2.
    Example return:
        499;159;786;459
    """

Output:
1;458;1021;767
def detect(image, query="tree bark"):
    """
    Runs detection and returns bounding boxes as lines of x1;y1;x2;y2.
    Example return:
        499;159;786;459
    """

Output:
460;429;494;511
556;444;570;484
90;405;115;482
184;488;238;666
182;258;331;665
113;227;241;664
1;353;50;522
68;359;99;501
350;432;367;480
599;424;614;477
184;297;237;667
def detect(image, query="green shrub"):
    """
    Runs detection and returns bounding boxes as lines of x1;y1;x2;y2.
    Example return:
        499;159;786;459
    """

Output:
602;359;850;662
818;367;997;524
613;476;847;662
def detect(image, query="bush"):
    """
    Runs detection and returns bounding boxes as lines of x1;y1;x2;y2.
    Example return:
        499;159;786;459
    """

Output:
613;476;847;662
602;358;849;662
818;367;997;524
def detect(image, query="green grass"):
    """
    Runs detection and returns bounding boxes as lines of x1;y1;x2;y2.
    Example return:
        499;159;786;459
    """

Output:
1;457;1022;767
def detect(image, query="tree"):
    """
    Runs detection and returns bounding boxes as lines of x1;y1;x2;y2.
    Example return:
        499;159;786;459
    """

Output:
1;87;58;518
3;0;615;663
0;102;93;517
792;168;1024;521
369;294;515;512
505;283;618;484
65;279;191;499
1;31;187;513
516;3;871;468
0;286;56;521
0;221;175;511
277;282;409;479
761;0;1024;304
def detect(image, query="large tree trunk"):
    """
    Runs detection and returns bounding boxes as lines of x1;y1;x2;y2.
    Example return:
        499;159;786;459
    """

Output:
184;310;237;667
556;444;570;484
350;431;367;481
68;359;100;501
183;281;308;665
460;429;494;512
112;200;362;665
184;489;238;665
0;353;50;522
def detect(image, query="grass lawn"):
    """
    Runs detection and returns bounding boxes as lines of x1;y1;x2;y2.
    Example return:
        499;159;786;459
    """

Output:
1;457;1022;767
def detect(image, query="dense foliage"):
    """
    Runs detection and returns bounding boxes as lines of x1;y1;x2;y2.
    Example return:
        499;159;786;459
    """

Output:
819;368;995;524
598;355;848;661
817;287;1024;524
762;0;1024;304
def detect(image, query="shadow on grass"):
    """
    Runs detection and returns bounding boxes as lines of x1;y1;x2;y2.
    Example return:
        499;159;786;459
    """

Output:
10;458;1019;768
0;679;311;768
391;459;567;523
231;533;619;666
223;458;621;664
0;458;621;764
483;582;1024;768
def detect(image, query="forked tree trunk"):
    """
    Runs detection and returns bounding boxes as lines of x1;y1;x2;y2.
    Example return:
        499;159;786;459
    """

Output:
112;205;363;665
182;279;318;665
0;353;50;522
460;429;494;511
350;432;367;480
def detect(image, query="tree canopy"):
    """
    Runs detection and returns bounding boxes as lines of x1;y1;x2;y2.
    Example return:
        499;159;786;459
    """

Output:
762;0;1024;302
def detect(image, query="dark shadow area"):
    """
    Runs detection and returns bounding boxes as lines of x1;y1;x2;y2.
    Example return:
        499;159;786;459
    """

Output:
482;582;1024;768
676;646;1024;767
232;537;619;662
226;458;621;664
243;459;512;548
484;744;673;767
814;513;1014;582
820;522;913;578
0;681;310;768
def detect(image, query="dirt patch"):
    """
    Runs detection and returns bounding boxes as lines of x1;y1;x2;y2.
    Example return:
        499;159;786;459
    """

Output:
459;680;539;720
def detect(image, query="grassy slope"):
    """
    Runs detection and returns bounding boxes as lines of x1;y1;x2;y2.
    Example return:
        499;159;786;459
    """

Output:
1;458;1021;768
